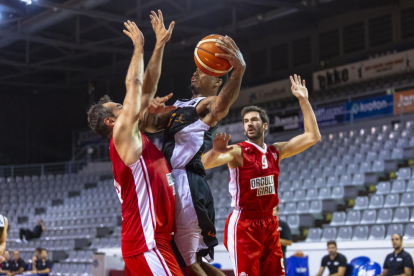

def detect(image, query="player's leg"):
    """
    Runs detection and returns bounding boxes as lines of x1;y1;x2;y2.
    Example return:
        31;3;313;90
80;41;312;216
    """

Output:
125;249;181;276
259;216;286;276
171;170;206;276
156;241;184;276
225;211;262;276
199;260;226;276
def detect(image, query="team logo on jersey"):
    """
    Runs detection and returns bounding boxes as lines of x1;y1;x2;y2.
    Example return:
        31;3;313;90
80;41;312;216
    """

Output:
113;180;123;204
166;173;176;195
250;175;275;196
175;114;184;123
208;231;216;237
272;152;278;161
240;273;248;276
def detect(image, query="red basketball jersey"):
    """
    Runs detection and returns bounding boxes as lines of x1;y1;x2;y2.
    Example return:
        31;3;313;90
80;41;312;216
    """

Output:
229;141;280;212
109;133;176;258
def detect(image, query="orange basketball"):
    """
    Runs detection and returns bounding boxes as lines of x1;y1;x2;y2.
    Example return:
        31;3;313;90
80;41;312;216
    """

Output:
194;34;233;77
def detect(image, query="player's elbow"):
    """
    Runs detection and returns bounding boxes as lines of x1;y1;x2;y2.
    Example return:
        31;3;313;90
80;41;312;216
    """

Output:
308;132;321;144
125;77;143;88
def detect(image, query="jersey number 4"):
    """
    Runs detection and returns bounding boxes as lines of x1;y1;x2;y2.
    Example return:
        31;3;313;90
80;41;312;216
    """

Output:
262;155;268;169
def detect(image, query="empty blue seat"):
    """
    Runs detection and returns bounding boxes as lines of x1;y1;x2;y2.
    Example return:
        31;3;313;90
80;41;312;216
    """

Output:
306;228;322;242
369;225;386;240
376;182;391;194
297;201;310;214
361;210;376;224
319;188;331;200
337;226;352;241
294;190;306;202
354;196;369;210
400;193;414;207
392;148;404;159
340;174;352;186
366;152;378;162
369;195;384;209
345;210;361;225
386;224;404;239
303;178;316;189
321;227;337;241
353;226;369;240
393;207;410;222
327;176;339;187
391;180;406;193
331;212;346;226
404;224;414;239
397;168;412;180
335;165;346;175
360;162;372;173
306;189;319;201
377;209;393;223
384;194;399;208
284;202;297;215
407;180;414;192
314;177;326;188
352;173;365;185
372;160;385;172
331;186;345;200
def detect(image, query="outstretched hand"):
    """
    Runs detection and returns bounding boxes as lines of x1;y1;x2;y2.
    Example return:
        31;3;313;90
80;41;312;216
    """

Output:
150;10;175;45
214;36;246;73
290;74;308;100
213;133;233;154
148;93;177;114
123;20;144;48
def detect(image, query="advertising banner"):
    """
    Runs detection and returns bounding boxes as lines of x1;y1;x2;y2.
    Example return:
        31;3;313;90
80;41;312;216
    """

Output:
300;104;346;128
394;89;414;115
232;79;291;108
271;112;300;132
345;95;394;121
313;49;414;90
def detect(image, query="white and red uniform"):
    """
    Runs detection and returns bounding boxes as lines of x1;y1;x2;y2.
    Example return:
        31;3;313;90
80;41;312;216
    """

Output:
110;134;183;276
224;141;285;276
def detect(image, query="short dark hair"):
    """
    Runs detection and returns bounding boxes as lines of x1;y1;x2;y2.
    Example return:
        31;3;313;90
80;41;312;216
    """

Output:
42;249;48;253
327;241;337;247
276;205;279;211
392;233;402;240
241;105;269;125
35;248;43;254
87;95;115;139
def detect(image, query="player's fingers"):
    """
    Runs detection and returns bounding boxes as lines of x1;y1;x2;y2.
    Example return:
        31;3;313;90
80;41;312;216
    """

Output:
225;134;231;143
168;21;175;33
160;93;173;103
215;43;232;54
132;21;139;32
215;53;233;60
223;35;238;50
289;76;295;86
158;10;163;23
294;74;299;85
165;105;177;111
298;75;302;86
227;146;234;151
151;11;158;22
124;22;132;32
303;79;306;87
123;30;132;38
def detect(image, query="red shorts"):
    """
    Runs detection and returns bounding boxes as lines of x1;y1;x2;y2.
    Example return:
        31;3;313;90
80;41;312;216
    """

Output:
124;242;183;276
224;209;285;276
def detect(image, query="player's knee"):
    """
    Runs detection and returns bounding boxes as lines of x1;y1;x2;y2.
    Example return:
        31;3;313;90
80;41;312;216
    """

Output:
182;262;208;276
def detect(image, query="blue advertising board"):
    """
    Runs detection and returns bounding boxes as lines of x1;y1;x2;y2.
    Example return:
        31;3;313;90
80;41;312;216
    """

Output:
345;95;394;121
300;104;346;128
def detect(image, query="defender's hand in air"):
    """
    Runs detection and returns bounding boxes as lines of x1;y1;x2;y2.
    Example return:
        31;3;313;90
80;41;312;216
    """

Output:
215;36;246;73
213;133;233;154
123;20;144;48
148;93;177;114
290;74;308;100
150;10;175;45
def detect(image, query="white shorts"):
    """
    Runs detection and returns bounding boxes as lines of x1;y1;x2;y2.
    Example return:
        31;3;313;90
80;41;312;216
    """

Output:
172;169;209;267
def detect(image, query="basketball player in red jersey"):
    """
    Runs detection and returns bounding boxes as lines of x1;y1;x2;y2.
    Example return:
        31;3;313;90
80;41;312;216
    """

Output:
201;75;321;276
87;11;183;275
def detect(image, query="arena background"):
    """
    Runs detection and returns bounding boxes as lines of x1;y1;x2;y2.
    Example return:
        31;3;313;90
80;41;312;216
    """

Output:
1;0;414;275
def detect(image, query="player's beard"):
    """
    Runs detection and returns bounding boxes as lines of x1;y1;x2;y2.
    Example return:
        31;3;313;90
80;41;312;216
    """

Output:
246;127;264;140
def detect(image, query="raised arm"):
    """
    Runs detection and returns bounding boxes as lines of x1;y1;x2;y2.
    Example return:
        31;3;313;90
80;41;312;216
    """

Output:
203;36;246;126
0;217;7;255
274;75;321;160
113;21;145;166
139;10;176;132
202;133;242;169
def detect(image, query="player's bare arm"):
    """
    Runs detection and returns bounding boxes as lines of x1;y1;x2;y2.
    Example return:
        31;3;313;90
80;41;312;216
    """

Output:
274;74;321;160
202;36;246;126
139;10;176;132
202;133;242;169
0;217;7;255
112;21;145;166
315;266;326;276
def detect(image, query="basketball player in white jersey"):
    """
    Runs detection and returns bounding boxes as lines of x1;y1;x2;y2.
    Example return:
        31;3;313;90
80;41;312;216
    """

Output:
0;214;8;256
141;37;245;275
